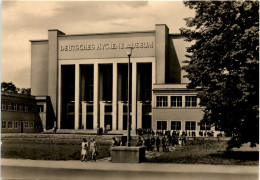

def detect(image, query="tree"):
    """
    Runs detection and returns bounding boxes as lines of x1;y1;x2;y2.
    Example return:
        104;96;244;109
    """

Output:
1;82;31;95
181;1;259;149
1;82;18;93
20;88;31;95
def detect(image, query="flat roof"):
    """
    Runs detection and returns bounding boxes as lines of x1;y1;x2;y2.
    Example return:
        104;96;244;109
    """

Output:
58;30;156;37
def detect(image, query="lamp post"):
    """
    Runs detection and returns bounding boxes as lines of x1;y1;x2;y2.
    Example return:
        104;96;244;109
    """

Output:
126;46;133;147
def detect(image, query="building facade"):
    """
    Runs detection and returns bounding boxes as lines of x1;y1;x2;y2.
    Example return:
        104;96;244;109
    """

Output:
1;92;42;133
30;24;219;136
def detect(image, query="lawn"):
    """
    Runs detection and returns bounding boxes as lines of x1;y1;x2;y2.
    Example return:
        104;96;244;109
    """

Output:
145;139;259;165
1;134;259;165
1;134;117;161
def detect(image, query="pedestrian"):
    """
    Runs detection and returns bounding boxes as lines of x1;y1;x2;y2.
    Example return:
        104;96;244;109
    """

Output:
97;124;100;135
90;138;97;161
100;127;103;136
178;135;182;147
156;136;160;152
81;139;88;162
151;135;155;151
181;132;186;146
166;138;170;152
112;137;118;146
136;136;143;146
162;136;166;152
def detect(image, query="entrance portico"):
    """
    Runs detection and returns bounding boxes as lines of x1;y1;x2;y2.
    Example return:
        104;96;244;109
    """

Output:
58;58;154;132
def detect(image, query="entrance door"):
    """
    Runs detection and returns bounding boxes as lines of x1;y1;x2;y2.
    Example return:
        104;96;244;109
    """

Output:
20;121;24;133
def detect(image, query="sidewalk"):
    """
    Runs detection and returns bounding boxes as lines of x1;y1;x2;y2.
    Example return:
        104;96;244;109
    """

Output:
1;158;258;175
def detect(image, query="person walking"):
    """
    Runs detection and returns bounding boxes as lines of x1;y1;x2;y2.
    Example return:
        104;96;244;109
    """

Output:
90;138;97;161
156;136;160;152
81;139;88;162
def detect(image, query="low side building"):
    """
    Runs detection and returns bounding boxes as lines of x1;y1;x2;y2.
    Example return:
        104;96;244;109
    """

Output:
153;84;221;137
1;91;42;133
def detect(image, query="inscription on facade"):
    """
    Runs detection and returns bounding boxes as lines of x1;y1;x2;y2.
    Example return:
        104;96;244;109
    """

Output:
60;42;153;52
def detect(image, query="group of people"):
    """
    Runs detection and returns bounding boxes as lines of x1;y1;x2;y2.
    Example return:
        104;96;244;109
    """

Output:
80;138;98;162
96;124;112;136
136;132;187;152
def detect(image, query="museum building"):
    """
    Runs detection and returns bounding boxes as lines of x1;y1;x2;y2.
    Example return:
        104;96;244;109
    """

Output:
30;24;217;136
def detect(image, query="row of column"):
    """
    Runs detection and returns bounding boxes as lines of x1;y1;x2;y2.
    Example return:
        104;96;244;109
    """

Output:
74;62;137;131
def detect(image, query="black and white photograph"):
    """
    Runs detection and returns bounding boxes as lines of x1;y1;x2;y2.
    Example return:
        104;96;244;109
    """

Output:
1;1;259;179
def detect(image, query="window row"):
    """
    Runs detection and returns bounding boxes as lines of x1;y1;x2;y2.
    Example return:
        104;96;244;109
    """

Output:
2;121;34;129
156;96;198;107
157;121;211;131
1;102;36;112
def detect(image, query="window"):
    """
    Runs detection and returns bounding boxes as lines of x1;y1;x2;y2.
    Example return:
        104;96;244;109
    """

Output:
13;103;18;111
156;96;168;107
157;121;167;130
171;96;182;107
14;121;18;129
29;122;34;128
1;102;6;110
2;121;6;128
105;105;112;113
171;121;181;130
185;121;196;130
185;96;197;107
25;121;29;128
24;106;29;112
7;103;13;111
200;122;211;130
8;121;12;128
19;104;24;111
37;105;44;112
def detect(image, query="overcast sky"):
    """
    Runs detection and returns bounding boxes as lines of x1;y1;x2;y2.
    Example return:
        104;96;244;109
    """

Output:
1;1;195;88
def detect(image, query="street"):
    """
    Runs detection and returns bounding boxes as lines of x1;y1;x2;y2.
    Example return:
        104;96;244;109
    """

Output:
1;166;258;180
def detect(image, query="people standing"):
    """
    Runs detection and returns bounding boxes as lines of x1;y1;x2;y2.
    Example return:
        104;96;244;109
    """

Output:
181;132;186;146
90;138;97;161
156;136;160;152
100;127;103;136
81;139;88;162
97;124;100;135
178;135;183;147
151;135;155;151
162;136;166;152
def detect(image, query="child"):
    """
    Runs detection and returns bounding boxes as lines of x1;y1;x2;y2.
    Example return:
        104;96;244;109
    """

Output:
81;139;88;162
90;138;97;161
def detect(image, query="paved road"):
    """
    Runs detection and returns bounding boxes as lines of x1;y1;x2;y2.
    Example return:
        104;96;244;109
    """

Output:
1;166;258;180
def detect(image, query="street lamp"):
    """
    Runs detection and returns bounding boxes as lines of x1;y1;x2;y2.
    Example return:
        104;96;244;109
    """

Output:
126;46;133;147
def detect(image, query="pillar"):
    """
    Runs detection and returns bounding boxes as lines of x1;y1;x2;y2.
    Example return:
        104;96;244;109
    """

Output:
112;63;118;130
93;63;99;130
118;101;124;130
82;101;87;129
100;102;105;128
75;64;80;129
137;101;142;129
131;62;137;133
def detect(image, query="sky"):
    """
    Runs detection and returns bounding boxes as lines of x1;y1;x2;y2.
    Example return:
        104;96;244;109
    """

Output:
1;1;195;88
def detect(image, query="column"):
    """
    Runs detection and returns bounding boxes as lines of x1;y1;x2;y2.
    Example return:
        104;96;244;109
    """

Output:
74;64;80;129
137;101;142;129
112;63;118;130
58;64;61;129
131;62;137;133
81;102;87;129
118;102;123;130
100;102;105;128
93;63;99;130
151;61;156;125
